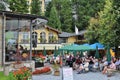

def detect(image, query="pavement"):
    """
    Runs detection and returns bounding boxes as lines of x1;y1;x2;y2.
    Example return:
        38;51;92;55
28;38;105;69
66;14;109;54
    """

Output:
32;66;120;80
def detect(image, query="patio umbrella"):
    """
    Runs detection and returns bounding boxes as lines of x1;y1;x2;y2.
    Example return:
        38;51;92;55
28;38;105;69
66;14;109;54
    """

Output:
43;47;46;56
54;46;57;57
106;45;111;62
73;51;77;56
90;42;104;50
95;46;99;59
80;51;83;57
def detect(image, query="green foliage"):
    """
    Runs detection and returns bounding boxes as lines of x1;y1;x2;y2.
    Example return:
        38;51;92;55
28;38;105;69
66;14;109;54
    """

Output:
0;71;9;80
46;0;73;32
86;0;120;48
8;0;29;13
48;5;61;30
45;2;52;17
112;0;120;46
0;3;6;10
9;72;16;80
72;0;105;30
85;17;99;44
97;0;116;46
60;0;73;32
30;0;41;15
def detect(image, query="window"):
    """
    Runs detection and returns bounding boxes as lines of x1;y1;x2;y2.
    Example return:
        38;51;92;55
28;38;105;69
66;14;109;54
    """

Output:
49;32;53;43
32;32;37;43
23;32;29;39
40;32;46;43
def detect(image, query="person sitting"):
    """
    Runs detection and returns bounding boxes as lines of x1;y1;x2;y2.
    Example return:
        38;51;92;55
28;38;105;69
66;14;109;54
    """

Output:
115;58;120;70
102;61;116;74
88;56;94;71
92;59;99;72
73;62;79;70
77;63;84;74
83;60;89;72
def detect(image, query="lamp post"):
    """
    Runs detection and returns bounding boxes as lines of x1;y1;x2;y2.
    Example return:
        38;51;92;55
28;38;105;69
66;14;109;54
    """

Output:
30;18;48;60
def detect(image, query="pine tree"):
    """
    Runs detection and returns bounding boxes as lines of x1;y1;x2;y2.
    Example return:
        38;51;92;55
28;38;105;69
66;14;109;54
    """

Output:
60;0;73;32
48;5;61;30
8;0;29;13
31;0;41;15
72;0;105;30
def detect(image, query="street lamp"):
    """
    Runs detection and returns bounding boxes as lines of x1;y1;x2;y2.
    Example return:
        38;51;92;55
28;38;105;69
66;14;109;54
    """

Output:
31;18;48;55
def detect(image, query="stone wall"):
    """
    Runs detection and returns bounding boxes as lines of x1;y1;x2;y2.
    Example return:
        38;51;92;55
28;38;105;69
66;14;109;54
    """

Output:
0;16;2;66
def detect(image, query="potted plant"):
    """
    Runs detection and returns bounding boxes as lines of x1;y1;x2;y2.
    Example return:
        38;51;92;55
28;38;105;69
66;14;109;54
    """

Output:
52;62;60;76
34;57;44;68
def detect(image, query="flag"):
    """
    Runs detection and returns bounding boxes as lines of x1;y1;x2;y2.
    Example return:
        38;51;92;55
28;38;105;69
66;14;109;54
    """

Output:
75;25;78;34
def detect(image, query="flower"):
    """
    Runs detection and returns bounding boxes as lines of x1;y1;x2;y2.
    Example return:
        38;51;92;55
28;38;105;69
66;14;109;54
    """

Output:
12;66;31;80
32;66;51;75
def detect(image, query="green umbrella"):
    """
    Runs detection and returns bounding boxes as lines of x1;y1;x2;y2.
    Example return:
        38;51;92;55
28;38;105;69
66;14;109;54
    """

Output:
73;51;77;56
43;47;46;56
95;46;99;59
80;51;83;57
54;46;57;57
106;45;111;62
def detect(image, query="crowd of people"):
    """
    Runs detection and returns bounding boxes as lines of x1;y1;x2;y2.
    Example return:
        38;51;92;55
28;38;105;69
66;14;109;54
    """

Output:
64;53;120;75
50;53;120;75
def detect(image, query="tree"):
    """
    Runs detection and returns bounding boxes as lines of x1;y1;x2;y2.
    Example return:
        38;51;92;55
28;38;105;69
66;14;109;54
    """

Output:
97;0;116;47
30;0;41;15
46;0;73;32
60;0;73;32
0;2;5;10
48;5;61;30
72;0;105;30
45;2;52;18
85;17;99;44
8;0;29;13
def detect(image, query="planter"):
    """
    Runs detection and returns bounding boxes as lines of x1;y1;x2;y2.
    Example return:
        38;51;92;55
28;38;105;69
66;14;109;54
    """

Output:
54;70;60;76
14;63;23;69
35;62;44;68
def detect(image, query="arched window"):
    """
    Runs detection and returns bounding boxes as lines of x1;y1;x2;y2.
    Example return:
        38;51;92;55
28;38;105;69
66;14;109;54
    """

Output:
32;32;37;43
49;32;54;43
40;32;46;43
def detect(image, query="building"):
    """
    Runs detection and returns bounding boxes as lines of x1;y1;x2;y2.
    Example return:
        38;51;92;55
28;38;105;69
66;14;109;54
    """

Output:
0;11;47;65
0;11;85;66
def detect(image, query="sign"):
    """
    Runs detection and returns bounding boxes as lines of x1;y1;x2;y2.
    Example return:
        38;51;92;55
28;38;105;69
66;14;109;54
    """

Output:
63;68;73;80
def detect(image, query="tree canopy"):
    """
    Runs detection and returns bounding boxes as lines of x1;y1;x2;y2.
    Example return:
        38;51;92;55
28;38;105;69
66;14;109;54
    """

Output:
30;0;41;15
8;0;29;13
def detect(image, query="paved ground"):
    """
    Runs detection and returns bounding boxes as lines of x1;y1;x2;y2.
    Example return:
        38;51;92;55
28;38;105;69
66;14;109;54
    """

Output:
32;68;120;80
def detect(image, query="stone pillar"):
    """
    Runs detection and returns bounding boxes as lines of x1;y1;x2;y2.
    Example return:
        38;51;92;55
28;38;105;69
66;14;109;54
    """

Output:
0;16;2;66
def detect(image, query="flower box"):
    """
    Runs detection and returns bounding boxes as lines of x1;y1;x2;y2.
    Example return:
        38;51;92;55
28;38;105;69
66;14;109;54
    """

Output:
35;62;44;68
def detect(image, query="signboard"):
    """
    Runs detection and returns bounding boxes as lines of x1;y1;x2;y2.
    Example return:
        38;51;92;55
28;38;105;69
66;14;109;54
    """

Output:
63;68;73;80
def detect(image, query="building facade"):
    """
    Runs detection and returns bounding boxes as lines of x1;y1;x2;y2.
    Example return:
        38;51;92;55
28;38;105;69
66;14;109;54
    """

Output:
0;11;48;65
0;11;85;66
